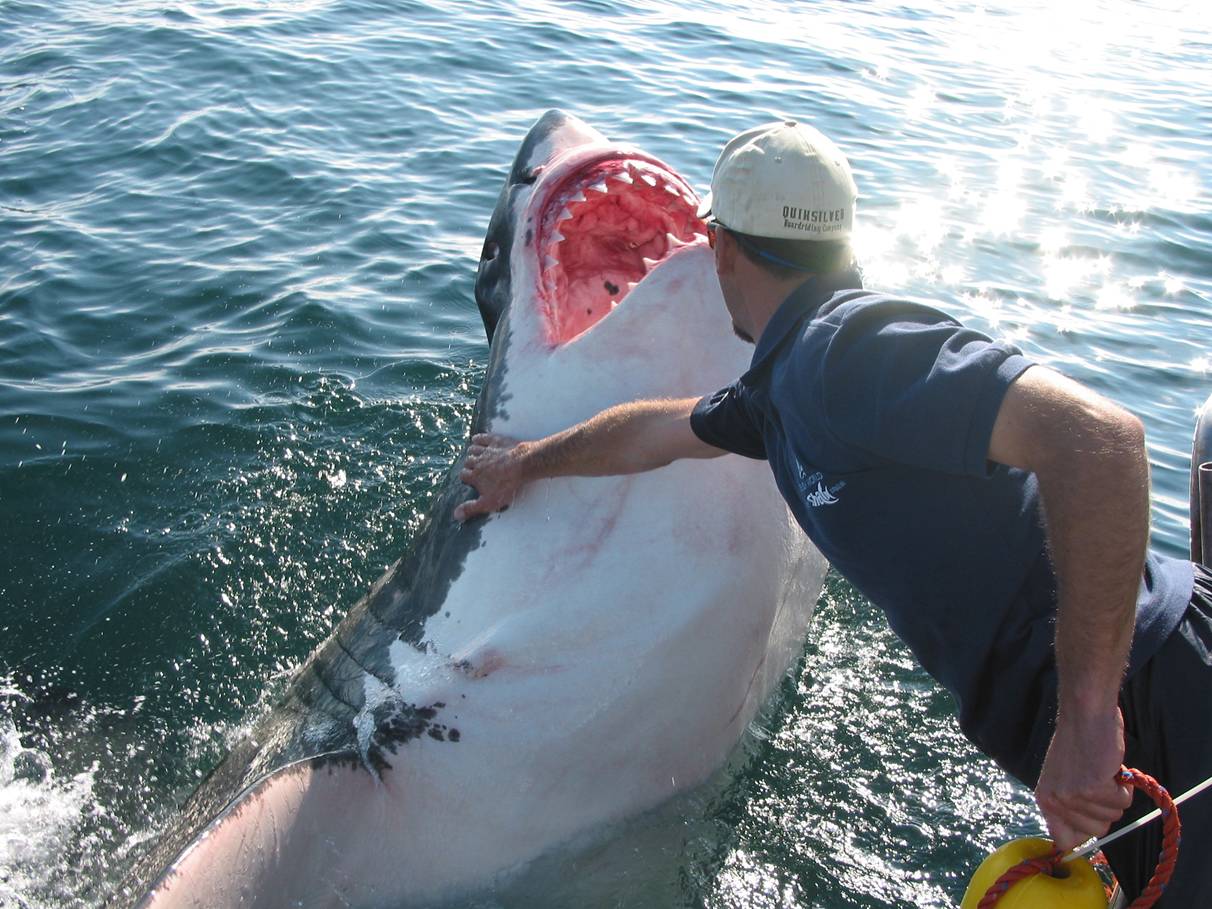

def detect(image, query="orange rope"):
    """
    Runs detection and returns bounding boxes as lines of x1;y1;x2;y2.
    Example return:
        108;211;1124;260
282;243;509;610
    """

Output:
978;767;1181;909
975;852;1061;907
1120;768;1182;908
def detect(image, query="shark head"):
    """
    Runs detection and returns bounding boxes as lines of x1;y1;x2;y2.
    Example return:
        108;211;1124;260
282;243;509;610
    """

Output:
476;110;709;348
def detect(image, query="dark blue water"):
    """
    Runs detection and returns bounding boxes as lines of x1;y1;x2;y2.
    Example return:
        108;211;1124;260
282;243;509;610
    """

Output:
2;1;1209;906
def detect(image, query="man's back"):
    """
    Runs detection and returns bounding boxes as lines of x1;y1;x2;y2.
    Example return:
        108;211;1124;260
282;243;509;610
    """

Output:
692;282;1193;783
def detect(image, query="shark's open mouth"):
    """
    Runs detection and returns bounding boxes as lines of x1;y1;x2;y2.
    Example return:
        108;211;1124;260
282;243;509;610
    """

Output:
534;151;708;345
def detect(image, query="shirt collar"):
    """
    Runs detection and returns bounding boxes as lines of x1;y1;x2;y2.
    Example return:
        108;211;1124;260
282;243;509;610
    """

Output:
749;265;863;369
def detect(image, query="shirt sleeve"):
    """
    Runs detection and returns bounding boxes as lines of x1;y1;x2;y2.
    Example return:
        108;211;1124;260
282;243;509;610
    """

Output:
818;302;1034;476
690;381;768;460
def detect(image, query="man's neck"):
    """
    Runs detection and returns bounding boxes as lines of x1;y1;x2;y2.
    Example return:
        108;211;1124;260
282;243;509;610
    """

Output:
743;271;819;341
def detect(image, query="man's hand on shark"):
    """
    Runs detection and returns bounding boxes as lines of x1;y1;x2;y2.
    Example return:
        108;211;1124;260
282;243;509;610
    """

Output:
456;433;525;521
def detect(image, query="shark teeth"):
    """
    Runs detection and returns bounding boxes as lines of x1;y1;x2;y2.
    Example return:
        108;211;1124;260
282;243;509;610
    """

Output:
540;160;705;285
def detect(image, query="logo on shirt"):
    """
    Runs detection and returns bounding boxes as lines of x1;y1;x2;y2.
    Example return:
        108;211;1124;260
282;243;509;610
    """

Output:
795;461;846;508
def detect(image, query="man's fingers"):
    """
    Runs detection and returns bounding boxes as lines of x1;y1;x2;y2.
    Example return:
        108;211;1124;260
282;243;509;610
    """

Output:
1053;804;1116;837
1052;789;1128;821
457;431;523;522
1047;821;1085;853
1040;779;1133;820
1040;794;1128;851
454;497;490;522
469;432;518;448
1042;803;1104;851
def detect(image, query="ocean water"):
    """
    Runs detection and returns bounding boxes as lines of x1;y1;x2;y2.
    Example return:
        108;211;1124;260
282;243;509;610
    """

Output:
1;0;1210;906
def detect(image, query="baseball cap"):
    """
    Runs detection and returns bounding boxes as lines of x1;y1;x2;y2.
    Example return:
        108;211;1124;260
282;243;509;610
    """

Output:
697;120;858;242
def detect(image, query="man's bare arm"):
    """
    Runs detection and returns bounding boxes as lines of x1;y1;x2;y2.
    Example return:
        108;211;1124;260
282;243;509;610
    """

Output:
453;397;724;522
988;365;1146;850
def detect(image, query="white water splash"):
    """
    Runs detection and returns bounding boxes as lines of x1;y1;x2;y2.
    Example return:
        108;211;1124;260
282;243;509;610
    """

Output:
352;640;460;773
0;688;96;909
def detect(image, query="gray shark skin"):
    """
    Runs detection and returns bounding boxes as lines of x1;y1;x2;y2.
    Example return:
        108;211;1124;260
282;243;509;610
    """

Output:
120;110;827;909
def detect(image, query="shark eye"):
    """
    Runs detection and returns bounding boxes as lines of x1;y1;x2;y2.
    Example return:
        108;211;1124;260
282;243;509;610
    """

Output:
481;240;499;262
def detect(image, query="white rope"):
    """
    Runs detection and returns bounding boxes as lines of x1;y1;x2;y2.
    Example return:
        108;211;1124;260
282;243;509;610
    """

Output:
1063;771;1212;863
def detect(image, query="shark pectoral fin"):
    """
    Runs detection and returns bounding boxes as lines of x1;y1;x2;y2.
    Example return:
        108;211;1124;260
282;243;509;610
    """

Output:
137;753;392;909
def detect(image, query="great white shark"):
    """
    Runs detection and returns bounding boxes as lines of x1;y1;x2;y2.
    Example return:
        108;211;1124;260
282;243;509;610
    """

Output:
120;110;828;908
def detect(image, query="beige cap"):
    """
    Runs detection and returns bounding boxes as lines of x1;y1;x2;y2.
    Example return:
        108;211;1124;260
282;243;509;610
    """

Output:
697;120;857;241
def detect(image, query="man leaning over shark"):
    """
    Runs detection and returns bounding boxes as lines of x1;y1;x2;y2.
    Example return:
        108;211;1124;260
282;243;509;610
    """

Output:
453;118;1212;905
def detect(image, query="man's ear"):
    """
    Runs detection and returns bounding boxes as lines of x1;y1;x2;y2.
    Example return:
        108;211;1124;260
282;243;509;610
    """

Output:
714;227;738;273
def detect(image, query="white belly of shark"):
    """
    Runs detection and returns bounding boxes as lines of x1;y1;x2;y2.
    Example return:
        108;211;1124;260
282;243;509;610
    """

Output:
129;111;827;909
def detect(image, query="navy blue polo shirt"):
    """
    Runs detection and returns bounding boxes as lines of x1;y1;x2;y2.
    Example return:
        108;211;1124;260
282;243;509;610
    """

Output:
691;270;1193;784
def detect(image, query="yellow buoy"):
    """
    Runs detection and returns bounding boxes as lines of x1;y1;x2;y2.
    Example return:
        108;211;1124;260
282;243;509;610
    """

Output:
960;837;1108;909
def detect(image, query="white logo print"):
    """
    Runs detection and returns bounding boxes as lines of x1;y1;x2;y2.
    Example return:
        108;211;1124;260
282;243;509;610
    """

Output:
796;460;845;508
805;482;840;507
